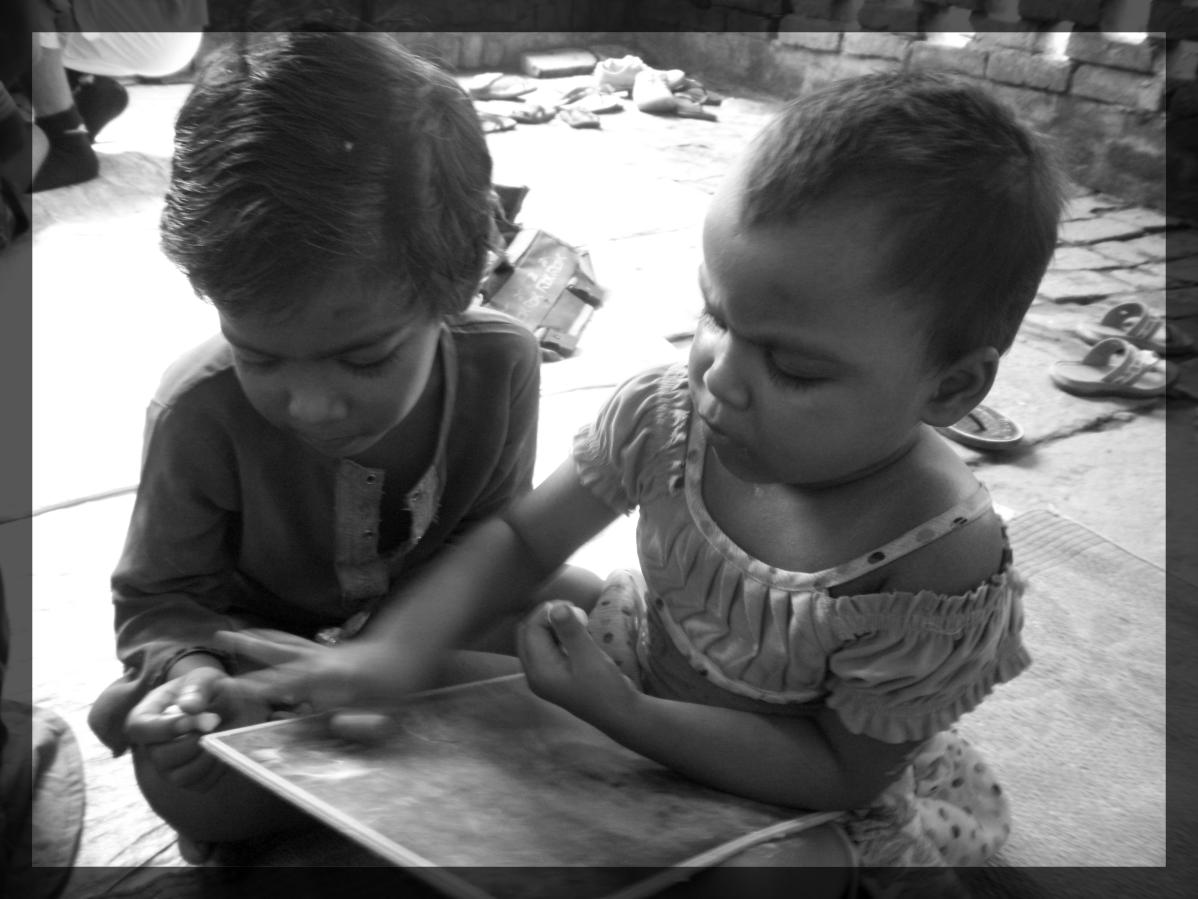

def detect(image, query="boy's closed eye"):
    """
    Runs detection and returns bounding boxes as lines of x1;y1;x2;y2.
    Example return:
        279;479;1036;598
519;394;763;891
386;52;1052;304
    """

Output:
233;345;402;377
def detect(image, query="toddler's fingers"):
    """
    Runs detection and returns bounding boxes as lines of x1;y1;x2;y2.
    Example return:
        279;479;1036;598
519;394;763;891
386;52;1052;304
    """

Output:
234;668;309;707
546;601;594;655
517;604;568;675
328;710;398;743
216;629;312;666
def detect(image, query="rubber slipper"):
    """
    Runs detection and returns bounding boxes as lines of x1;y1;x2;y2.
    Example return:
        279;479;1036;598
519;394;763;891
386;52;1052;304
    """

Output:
633;69;677;114
466;72;536;101
1075;301;1195;356
673;95;717;121
477;112;516;134
558;106;600;129
674;77;725;106
937;405;1023;451
576;93;623;114
508;104;555;125
1049;337;1178;398
593;55;647;91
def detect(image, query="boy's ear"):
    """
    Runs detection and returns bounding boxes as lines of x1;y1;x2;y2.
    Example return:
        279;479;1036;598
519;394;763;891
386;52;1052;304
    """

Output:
921;346;1000;427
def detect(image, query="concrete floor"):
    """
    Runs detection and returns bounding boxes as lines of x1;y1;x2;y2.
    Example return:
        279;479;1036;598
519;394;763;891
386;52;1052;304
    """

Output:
5;62;1192;881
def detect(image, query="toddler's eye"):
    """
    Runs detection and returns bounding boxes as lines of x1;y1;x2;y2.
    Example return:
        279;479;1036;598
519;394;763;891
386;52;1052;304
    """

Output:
765;355;826;389
698;309;726;331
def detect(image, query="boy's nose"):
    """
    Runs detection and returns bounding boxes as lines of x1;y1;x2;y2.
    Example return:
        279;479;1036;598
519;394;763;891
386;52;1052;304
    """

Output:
286;384;349;426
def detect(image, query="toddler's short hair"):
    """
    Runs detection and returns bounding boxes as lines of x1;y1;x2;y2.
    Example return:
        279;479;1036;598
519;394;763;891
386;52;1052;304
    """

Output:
161;32;493;319
742;71;1064;368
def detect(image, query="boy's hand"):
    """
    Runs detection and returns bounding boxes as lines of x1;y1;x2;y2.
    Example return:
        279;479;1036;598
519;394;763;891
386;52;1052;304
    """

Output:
125;667;270;791
518;601;637;729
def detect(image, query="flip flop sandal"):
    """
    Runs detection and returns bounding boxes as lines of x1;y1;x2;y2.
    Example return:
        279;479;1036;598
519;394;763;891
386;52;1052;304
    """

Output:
558;106;601;129
1075;301;1195;356
576;93;624;114
1049;337;1178;398
673;77;725;106
937;404;1024;451
672;95;718;121
593;55;647;91
508;104;555;125
632;69;677;114
466;72;536;101
477;112;517;134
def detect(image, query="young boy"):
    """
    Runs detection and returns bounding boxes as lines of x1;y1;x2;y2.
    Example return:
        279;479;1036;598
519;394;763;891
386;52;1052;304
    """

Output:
87;32;598;856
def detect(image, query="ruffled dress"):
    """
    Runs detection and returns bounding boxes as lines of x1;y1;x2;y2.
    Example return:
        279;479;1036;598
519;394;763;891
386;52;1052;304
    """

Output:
572;364;1031;869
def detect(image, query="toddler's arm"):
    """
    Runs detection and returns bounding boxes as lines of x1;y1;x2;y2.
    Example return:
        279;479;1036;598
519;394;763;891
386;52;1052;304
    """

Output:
224;459;620;709
522;603;922;811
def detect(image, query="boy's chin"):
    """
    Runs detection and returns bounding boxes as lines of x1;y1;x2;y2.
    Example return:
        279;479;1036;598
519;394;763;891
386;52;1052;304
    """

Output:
298;431;380;459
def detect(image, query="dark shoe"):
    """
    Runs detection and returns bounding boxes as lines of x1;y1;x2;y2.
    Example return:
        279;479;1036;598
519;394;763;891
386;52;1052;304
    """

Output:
72;74;129;142
31;136;98;192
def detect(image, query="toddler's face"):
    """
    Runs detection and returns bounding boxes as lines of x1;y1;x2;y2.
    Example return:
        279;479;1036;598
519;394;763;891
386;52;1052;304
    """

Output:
689;173;943;489
219;279;441;460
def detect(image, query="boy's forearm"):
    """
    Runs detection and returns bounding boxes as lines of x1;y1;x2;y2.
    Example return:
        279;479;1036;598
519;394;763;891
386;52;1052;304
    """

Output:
600;693;885;811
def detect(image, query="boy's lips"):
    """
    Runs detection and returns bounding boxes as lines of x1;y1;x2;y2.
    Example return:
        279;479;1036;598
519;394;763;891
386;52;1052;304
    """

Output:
296;431;363;452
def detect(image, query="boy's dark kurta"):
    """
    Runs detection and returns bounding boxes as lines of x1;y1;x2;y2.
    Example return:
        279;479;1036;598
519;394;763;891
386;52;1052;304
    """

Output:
90;308;539;753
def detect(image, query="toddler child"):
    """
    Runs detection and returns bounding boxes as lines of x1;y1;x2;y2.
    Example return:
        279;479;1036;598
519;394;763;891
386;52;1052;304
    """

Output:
226;71;1063;889
87;32;598;858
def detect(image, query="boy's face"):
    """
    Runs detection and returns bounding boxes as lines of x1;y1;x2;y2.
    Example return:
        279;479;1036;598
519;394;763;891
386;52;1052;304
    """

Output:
689;167;945;489
219;279;442;460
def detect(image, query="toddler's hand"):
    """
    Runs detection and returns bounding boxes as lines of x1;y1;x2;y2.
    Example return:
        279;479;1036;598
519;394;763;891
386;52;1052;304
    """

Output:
518;600;636;728
217;628;436;740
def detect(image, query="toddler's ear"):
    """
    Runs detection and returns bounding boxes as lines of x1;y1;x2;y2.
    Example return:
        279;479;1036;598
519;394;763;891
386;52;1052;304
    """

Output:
921;346;999;427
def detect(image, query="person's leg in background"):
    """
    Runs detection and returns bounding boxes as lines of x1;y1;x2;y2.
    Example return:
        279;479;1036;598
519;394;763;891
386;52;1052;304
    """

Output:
29;0;206;191
59;30;204;143
29;29;97;192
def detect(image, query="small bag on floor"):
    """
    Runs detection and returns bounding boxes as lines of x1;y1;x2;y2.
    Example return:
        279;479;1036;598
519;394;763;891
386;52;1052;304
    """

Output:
478;189;604;359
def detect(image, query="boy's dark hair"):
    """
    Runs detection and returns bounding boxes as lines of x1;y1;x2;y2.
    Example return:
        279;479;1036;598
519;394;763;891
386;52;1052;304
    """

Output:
742;71;1064;368
161;32;493;319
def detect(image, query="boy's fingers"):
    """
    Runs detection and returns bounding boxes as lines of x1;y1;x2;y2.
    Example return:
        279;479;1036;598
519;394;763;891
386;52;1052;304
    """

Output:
127;711;194;745
145;734;203;770
164;748;222;790
174;667;225;713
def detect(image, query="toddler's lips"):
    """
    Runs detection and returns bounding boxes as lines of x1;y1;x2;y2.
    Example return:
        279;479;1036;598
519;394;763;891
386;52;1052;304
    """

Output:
700;415;737;443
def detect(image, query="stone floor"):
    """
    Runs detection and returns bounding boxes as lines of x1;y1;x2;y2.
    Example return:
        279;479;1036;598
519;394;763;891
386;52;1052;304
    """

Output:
4;57;1193;886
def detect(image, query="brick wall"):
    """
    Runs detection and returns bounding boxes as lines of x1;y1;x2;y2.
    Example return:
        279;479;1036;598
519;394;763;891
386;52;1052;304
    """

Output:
201;0;1188;212
623;1;1176;211
206;0;613;31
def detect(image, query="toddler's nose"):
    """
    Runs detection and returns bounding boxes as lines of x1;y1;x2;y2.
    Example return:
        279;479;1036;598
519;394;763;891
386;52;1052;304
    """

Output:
703;337;751;411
